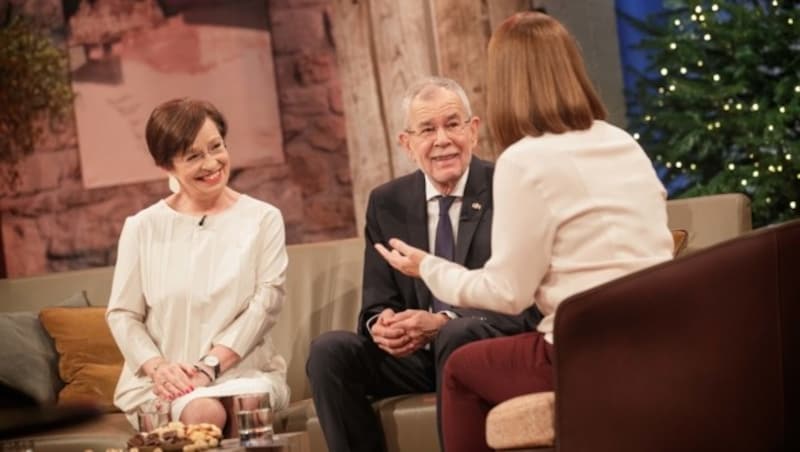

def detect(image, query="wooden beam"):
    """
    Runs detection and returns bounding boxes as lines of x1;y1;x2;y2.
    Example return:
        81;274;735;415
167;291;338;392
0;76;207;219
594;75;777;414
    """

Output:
369;0;436;178
329;0;393;234
0;216;6;278
430;0;496;160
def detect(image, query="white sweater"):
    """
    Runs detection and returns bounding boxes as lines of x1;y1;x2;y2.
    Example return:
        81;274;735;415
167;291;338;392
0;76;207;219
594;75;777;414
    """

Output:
420;121;674;343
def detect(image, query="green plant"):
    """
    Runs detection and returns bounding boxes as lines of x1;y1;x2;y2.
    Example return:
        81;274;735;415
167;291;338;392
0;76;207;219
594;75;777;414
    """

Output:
0;11;73;182
626;0;800;227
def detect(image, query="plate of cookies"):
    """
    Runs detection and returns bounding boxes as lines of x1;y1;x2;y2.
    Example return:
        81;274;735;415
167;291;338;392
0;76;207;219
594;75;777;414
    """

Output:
125;421;223;452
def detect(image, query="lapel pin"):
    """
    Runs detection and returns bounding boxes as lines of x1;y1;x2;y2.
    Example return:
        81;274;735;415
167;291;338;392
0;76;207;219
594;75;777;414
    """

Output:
471;202;482;211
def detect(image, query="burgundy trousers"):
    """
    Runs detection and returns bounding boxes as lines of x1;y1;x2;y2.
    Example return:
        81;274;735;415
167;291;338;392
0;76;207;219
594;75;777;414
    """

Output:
441;331;554;452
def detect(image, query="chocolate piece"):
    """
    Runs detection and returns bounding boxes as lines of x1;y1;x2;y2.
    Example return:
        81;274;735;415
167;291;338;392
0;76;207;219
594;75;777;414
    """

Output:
127;433;146;447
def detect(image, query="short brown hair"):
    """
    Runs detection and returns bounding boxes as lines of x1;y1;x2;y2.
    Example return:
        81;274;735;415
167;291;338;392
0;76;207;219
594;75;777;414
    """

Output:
145;98;227;169
487;12;607;149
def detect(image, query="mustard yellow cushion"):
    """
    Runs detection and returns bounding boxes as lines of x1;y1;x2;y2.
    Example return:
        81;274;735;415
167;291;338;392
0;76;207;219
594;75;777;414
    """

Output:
38;306;123;411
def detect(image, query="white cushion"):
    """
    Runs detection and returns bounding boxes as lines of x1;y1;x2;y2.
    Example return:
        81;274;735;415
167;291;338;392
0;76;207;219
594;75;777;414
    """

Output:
486;391;555;449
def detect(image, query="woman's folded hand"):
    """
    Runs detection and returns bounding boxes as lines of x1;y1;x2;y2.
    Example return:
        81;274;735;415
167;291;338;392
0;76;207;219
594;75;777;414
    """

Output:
149;360;197;401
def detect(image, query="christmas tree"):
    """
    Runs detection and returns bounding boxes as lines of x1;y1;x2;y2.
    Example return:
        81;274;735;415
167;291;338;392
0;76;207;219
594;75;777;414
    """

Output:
626;0;799;227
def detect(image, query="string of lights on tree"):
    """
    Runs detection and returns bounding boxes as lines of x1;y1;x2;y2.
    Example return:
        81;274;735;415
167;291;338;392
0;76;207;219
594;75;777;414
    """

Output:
626;0;799;227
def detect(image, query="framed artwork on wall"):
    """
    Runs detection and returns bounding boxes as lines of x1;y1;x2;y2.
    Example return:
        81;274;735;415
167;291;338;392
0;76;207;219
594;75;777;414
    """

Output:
64;0;284;188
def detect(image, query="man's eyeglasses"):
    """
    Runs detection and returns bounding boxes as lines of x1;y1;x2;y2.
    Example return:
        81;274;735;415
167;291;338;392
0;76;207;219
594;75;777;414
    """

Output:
405;118;472;141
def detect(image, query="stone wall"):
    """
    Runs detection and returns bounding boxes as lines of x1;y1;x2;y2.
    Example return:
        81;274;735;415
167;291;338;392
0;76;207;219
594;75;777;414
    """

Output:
0;0;356;278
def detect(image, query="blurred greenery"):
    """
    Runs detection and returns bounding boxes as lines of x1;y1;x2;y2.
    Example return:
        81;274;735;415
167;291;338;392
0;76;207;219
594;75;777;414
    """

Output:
626;0;800;227
0;9;73;183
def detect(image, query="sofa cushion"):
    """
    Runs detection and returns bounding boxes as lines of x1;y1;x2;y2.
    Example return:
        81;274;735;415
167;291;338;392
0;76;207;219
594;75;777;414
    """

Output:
0;291;89;406
486;391;555;450
666;193;752;254
38;306;123;411
301;393;440;452
373;394;440;452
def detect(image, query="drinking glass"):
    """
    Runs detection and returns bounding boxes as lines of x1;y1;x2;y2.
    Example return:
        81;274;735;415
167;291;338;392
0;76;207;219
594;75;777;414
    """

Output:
137;399;170;432
233;392;273;445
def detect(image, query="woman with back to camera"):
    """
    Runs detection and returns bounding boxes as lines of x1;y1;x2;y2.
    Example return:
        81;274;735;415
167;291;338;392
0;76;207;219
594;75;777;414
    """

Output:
107;98;290;431
376;11;674;451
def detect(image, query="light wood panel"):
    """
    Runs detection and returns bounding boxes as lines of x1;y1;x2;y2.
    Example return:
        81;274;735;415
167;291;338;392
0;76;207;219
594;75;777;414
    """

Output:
329;0;539;233
430;0;495;159
329;0;393;233
369;0;436;178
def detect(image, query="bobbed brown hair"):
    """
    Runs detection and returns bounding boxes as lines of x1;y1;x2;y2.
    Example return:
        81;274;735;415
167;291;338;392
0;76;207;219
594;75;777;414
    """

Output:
487;11;607;149
145;98;227;169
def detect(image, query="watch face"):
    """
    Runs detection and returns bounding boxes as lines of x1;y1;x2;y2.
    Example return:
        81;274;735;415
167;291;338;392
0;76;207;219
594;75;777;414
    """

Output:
203;355;220;367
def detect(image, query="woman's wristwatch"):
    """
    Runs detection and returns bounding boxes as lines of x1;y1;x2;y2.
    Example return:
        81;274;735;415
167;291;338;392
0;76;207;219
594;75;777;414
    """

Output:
195;355;220;382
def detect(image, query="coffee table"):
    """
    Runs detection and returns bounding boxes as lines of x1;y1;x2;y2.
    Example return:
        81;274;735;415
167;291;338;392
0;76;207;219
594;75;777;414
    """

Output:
214;431;309;452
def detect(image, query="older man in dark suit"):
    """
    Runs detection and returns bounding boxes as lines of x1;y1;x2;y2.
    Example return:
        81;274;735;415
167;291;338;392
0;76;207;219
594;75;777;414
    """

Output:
306;77;540;452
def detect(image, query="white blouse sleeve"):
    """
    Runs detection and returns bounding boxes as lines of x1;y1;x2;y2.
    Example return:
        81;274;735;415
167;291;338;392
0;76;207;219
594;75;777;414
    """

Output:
212;209;288;357
106;217;162;374
420;155;557;314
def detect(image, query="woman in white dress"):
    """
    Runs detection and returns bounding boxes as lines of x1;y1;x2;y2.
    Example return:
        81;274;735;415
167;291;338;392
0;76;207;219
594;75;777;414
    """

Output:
107;98;290;430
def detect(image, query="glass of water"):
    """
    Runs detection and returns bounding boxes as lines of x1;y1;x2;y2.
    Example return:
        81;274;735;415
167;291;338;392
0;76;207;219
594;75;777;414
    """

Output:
137;398;170;432
233;392;273;445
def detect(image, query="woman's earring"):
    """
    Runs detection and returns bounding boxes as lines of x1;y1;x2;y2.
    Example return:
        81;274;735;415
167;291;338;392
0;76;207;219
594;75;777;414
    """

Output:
168;174;180;193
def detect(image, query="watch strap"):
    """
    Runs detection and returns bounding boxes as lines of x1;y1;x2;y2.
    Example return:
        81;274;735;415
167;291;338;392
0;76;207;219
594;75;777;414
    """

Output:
193;364;214;382
201;355;221;379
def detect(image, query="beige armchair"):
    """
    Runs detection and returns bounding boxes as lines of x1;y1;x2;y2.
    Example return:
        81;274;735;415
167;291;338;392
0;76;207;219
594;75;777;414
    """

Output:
666;193;752;254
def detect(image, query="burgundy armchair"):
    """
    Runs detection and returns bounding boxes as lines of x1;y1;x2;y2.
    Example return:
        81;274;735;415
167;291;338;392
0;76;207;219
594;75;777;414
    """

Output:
488;219;800;451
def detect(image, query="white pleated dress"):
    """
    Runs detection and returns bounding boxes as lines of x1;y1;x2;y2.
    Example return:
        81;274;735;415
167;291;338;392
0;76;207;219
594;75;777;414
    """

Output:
106;195;290;426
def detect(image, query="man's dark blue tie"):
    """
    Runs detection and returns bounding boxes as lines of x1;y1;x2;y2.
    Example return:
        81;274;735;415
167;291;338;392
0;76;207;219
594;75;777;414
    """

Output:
432;196;456;313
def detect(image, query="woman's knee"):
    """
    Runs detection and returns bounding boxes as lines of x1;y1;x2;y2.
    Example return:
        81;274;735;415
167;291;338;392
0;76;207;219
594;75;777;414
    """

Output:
180;397;227;429
441;341;477;389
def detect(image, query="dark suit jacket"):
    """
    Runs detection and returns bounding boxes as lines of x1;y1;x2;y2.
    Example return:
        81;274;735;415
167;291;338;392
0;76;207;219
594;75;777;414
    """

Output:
358;157;540;337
